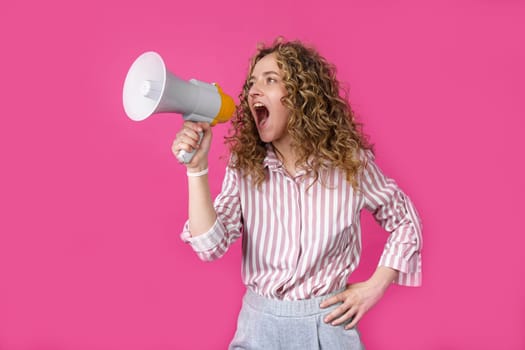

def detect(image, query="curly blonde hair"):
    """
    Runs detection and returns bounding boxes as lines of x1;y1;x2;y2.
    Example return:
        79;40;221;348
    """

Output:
225;38;372;189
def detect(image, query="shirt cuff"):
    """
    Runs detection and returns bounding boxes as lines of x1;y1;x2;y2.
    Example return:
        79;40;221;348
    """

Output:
180;219;225;253
379;251;422;287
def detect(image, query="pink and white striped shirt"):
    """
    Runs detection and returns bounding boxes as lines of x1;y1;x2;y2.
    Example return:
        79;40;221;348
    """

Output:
181;147;422;300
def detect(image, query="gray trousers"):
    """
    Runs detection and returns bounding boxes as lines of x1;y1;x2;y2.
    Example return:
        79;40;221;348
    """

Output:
229;289;365;350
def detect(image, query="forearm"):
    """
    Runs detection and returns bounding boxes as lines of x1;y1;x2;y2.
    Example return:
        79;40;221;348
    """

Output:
187;174;217;237
369;266;399;291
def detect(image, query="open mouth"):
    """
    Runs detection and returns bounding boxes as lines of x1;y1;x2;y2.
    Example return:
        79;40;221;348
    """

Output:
253;103;269;127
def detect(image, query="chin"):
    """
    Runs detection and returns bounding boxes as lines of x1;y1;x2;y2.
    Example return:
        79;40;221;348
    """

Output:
258;134;274;144
259;135;273;143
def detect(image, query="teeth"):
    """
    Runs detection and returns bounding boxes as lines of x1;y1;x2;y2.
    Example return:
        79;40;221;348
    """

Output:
253;102;265;108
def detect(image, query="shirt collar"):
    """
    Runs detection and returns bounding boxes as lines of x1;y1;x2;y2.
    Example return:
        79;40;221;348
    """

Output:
262;144;282;171
262;144;309;178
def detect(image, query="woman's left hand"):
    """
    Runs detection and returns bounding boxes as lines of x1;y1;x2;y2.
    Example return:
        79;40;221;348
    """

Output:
319;267;398;329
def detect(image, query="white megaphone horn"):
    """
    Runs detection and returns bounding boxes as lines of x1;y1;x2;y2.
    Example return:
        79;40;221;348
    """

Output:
122;51;235;163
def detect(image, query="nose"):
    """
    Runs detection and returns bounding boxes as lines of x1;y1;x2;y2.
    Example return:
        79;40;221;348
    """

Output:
248;81;263;98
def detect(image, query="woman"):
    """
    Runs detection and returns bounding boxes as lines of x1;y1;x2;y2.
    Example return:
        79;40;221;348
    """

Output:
173;38;422;349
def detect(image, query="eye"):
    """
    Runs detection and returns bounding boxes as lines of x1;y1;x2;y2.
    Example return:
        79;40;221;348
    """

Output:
246;80;254;89
266;77;277;84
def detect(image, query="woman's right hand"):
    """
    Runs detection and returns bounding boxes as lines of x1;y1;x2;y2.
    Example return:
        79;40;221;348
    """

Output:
171;121;212;172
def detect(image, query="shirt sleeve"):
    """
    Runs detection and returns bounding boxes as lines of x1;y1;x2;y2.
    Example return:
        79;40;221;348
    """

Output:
180;164;243;261
359;150;423;286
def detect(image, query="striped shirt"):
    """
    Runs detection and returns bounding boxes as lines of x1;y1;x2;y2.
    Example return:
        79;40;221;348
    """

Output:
181;147;422;300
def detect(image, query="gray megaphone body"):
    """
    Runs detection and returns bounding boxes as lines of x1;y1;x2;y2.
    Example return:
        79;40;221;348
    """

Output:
122;51;235;163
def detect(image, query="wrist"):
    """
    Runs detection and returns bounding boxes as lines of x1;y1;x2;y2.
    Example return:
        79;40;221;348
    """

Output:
369;266;398;290
187;167;208;177
186;163;208;174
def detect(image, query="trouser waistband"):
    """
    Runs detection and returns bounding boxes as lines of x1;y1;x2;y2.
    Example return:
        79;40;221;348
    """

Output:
243;288;345;317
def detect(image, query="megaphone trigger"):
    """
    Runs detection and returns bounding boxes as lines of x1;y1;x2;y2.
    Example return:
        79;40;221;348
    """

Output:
176;130;204;164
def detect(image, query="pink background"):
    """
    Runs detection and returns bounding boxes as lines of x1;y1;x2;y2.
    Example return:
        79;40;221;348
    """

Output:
1;1;523;349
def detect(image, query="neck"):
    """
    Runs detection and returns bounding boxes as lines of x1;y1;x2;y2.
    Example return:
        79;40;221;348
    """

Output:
272;141;298;176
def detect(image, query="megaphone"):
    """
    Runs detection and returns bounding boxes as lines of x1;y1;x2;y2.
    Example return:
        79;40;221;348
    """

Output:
122;51;235;163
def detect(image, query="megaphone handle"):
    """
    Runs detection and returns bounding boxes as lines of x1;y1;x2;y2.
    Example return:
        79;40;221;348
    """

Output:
176;131;204;164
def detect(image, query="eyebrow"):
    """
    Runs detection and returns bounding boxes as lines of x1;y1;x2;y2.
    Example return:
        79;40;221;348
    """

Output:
248;71;280;81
